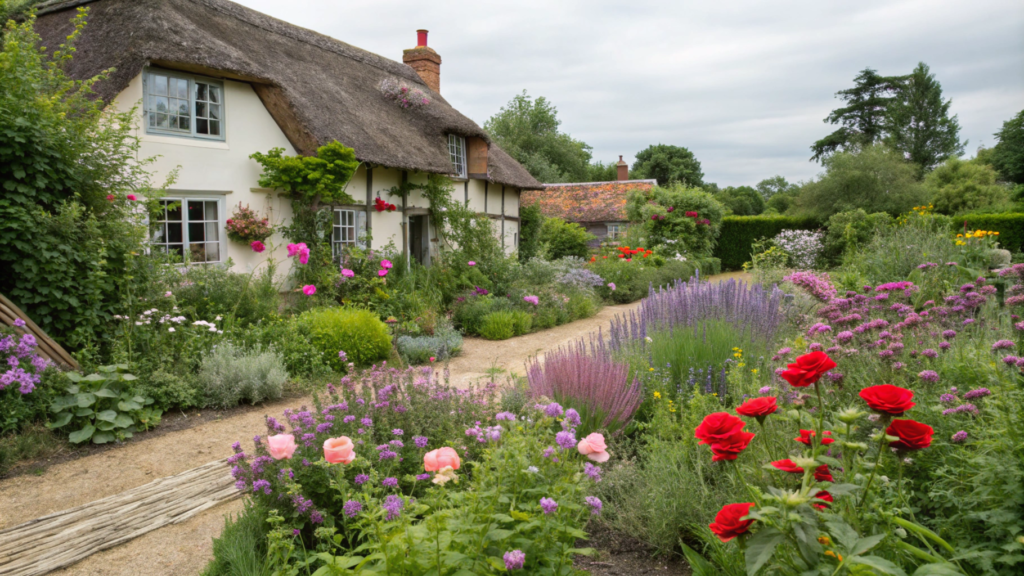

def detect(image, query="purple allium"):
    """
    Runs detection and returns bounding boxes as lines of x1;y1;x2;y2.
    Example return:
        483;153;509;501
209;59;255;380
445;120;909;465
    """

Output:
354;474;369;486
564;408;582;428
495;411;516;421
555;430;576;450
585;496;603;515
963;319;975;326
413;435;429;448
777;347;793;356
584;462;602;483
951;431;968;443
343;500;362;517
543;446;556;460
835;330;854;344
992;340;1015;351
343;415;356;424
382;494;404;521
922;349;938;358
918;370;940;383
293;529;301;536
503;550;526;571
892;362;905;371
939;394;958;404
939;341;951;350
416;473;431;481
379;450;398;461
1002;355;1019;366
361;417;373;427
540;497;558;515
382;477;398;488
942;330;956;339
392;428;404;436
544;402;564;418
964;388;991;399
879;350;895;359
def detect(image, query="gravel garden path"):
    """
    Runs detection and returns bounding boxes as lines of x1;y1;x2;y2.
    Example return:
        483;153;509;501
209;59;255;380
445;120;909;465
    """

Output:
0;272;748;576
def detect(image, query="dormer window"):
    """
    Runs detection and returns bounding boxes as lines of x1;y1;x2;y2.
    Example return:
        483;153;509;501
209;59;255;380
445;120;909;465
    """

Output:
143;69;225;140
448;134;467;178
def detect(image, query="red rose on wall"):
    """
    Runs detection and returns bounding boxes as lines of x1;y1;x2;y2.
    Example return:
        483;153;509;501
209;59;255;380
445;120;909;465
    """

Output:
814;465;833;482
812;490;833;511
695;412;746;445
770;459;804;474
859;384;915;415
736;397;778;419
886;419;934;451
708;502;755;542
709;431;755;462
781;351;837;387
795;429;834;446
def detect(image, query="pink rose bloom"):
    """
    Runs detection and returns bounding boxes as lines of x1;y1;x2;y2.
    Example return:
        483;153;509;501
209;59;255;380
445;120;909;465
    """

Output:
468;261;476;266
341;268;355;278
250;240;266;253
378;269;388;277
323;436;356;464
106;194;115;202
381;259;393;270
302;285;316;296
267;434;297;460
299;247;310;265
429;356;436;362
424;447;461;471
287;243;300;257
577;433;609;462
126;194;137;201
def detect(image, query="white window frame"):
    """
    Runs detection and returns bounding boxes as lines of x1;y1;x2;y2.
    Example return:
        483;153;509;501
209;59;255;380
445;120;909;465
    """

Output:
143;68;226;141
151;196;226;264
448;134;467;179
332;208;358;259
607;223;626;240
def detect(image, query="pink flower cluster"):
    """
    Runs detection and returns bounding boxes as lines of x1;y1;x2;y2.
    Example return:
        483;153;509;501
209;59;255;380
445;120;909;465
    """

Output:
783;271;837;302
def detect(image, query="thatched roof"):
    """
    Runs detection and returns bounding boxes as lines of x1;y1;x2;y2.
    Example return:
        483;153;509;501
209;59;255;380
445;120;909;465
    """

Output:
33;0;542;190
522;180;657;223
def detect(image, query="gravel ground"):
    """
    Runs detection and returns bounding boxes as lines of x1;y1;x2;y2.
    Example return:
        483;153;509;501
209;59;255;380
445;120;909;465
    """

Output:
1;271;748;575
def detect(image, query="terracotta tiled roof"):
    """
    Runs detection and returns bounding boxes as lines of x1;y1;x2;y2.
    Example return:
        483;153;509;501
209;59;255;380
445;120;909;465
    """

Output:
521;180;657;223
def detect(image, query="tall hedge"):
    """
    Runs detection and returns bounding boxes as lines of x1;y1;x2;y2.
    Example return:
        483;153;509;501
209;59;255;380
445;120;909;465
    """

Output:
714;216;821;270
956;213;1024;253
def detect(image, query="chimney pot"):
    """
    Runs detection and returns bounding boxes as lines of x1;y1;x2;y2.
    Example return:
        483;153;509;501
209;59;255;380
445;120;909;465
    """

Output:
417;29;428;47
404;30;442;93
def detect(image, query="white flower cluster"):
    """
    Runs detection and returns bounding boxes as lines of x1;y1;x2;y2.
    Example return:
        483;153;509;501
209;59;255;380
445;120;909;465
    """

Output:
192;320;220;333
772;229;824;270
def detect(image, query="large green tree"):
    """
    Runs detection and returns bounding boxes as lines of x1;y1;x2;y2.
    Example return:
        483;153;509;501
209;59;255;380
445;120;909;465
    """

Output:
990;109;1024;184
811;68;905;161
631;144;704;187
484;91;594;183
755;175;799;200
884;62;965;173
715;186;765;215
925;157;1010;215
794;144;929;220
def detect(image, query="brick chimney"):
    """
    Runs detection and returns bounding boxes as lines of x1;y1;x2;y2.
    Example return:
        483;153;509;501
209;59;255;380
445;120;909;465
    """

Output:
403;29;441;93
616;155;629;181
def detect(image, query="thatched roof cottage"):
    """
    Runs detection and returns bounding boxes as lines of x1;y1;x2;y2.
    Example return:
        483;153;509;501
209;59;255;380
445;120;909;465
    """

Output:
33;0;542;272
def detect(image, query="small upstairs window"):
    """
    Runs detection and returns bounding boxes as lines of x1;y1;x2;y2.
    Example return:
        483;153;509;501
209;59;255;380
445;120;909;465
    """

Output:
448;134;467;178
144;69;225;140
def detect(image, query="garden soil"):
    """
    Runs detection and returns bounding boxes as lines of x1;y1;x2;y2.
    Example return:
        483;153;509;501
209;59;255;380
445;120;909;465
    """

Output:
0;272;746;576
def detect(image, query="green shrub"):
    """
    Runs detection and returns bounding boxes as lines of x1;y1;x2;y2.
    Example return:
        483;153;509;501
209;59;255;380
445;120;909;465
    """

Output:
168;265;280;328
625;184;726;257
713;215;820;270
198;342;287;408
479;311;516;340
136;369;202;411
510;310;534;335
822;209;893;266
201;500;273;576
297;307;391;369
926;157;1012;215
539;217;594;260
396;329;463;365
566;293;596;320
452;295;506;335
236;316;331;379
517;203;544;262
535;307;558;329
46;366;161;444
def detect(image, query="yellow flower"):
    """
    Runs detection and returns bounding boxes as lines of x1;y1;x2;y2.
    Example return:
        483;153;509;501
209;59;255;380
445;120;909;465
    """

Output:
712;393;718;396
649;367;655;372
733;352;742;358
737;363;746;368
653;391;661;399
818;536;832;546
751;369;758;375
824;550;843;561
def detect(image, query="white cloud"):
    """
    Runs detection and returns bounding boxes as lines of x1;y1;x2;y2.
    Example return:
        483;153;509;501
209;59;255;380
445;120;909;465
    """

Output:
237;0;1024;186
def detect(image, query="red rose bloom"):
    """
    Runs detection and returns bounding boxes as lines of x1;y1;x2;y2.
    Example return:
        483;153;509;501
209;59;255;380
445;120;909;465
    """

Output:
736;397;778;418
709;431;755;462
813;465;833;482
695;412;746;445
795;429;834;446
885;419;934;451
812;490;833;511
771;459;804;473
781;351;837;387
859;384;915;415
708;502;756;542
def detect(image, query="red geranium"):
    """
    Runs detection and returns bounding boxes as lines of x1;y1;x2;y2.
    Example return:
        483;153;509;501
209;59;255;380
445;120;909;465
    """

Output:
708;502;755;542
695;412;746;445
859;384;915;415
812;490;833;511
770;459;804;474
685;211;699;218
781;351;837;387
795;429;834;446
814;465;833;482
735;397;778;419
885;419;934;451
709;430;755;462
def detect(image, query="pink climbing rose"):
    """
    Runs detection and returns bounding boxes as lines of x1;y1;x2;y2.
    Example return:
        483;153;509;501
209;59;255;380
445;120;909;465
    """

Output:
341;268;355;278
467;261;476;266
106;194;115;202
378;269;388;277
267;434;297;460
381;259;393;270
126;194;137;201
299;246;310;265
302;285;316;296
250;240;266;253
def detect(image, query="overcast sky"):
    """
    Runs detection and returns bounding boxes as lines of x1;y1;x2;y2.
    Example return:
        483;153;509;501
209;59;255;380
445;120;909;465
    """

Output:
238;0;1024;187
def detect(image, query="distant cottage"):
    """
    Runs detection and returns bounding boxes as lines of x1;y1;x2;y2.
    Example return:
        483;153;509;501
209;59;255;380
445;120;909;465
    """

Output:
33;0;541;273
522;156;655;245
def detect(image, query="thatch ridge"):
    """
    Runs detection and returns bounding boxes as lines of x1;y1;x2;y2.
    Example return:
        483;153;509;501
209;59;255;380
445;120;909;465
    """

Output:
32;0;542;190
